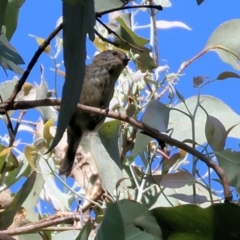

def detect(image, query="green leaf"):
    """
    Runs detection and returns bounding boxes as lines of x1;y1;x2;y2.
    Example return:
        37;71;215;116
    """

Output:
0;172;36;229
113;16;157;72
205;114;226;151
216;71;240;80
22;171;44;222
53;230;82;240
152;171;198;189
132;47;158;72
0;55;24;74
0;35;24;75
0;34;24;73
118;12;131;29
132;100;170;157
215;149;240;188
35;65;57;121
94;0;125;12
96;200;161;240
76;219;91;240
98;119;122;169
0;146;18;172
169;95;240;145
115;17;149;48
3;0;25;40
0;77;18;116
205;19;240;70
48;0;95;152
162;153;182;174
0;0;8;31
19;233;42;240
193;76;204;87
197;0;204;5
90;131;124;195
151;203;240;240
38;157;69;210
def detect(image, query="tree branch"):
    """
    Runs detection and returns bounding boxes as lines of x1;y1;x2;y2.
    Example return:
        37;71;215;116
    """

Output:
0;98;232;202
7;23;63;104
0;213;81;236
96;17;143;52
96;5;163;18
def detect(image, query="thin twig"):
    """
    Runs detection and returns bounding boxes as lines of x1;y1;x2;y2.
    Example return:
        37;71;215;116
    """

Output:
0;213;80;236
148;0;159;64
96;5;163;17
0;98;232;202
94;29;119;47
13;110;26;137
0;95;14;145
7;23;63;104
96;17;143;52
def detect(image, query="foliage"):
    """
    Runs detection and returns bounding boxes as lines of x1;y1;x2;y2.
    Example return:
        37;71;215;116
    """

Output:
0;0;240;239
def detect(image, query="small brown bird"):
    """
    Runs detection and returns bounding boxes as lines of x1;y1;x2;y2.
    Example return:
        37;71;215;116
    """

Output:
59;50;129;176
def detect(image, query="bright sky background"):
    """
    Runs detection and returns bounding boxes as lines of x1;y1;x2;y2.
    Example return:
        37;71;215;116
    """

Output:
1;0;240;205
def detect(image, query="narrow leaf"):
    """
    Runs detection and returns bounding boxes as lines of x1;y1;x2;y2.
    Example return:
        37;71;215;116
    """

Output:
205;114;226;151
132;100;170;157
47;0;95;152
216;71;240;80
205;19;240;70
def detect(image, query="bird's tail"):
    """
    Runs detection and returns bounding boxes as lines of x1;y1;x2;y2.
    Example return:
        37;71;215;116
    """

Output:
59;123;82;176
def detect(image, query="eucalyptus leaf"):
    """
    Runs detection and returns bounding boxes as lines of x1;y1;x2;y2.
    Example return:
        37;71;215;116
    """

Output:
53;230;81;240
0;0;7;31
0;54;24;74
90;132;123;195
205;115;226;152
0;172;36;229
94;0;125;12
152;171;198;189
113;16;157;71
205;19;240;70
38;157;69;210
169;95;240;145
0;34;24;64
18;234;42;240
3;0;25;40
0;77;18;116
197;0;204;5
98;119;122;169
22;171;44;222
35;65;57;121
216;71;240;80
131;100;170;157
151;203;240;240
115;17;149;48
76;219;91;240
216;149;240;188
48;0;95;153
96;200;161;240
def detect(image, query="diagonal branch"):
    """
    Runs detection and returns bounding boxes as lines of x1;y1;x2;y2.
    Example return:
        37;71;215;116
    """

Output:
96;5;163;18
96;17;143;52
0;98;232;202
94;29;119;47
7;23;63;104
0;213;81;236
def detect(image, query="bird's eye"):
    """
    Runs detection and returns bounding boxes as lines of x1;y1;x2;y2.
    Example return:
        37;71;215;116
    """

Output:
113;51;118;56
